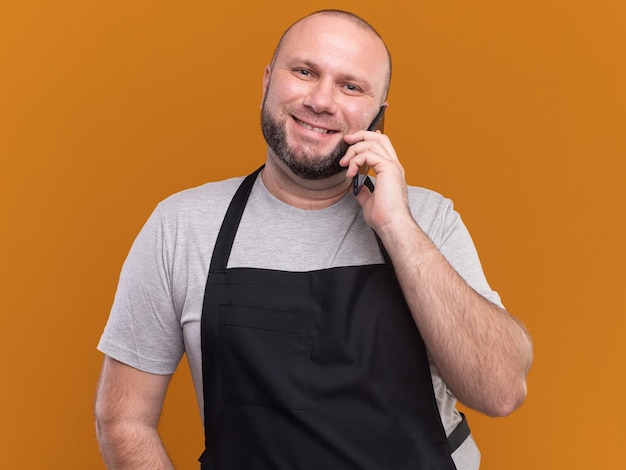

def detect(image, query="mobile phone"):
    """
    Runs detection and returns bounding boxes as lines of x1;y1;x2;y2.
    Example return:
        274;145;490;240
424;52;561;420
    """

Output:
352;105;386;195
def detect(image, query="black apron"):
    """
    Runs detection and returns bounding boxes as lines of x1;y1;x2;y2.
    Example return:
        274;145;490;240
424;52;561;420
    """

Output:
199;167;462;469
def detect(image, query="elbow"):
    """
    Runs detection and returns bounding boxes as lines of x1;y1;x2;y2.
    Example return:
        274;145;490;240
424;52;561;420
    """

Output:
95;413;111;443
94;405;137;466
94;395;123;447
487;380;528;417
457;376;529;417
94;405;114;447
490;333;533;417
94;408;116;464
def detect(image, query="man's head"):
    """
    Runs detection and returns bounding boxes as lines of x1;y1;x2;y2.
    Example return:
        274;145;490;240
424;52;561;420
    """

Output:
261;10;392;180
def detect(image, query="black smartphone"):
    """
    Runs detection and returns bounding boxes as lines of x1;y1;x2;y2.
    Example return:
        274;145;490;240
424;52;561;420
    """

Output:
352;105;386;195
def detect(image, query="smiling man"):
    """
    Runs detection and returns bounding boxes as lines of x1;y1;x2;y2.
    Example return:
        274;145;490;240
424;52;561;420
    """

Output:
260;14;390;183
95;10;533;470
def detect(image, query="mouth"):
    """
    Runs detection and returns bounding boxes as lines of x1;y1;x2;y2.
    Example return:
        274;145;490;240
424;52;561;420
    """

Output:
293;117;339;135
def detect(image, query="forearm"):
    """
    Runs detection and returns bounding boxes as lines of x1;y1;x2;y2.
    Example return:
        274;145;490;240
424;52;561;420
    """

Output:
96;419;174;469
377;216;533;416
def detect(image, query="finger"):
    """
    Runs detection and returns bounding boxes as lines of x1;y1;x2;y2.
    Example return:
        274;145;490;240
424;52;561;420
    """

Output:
344;132;397;163
343;129;383;145
340;146;379;175
341;142;391;174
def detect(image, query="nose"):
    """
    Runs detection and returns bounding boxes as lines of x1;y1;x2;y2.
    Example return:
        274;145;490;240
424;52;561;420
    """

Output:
303;79;338;115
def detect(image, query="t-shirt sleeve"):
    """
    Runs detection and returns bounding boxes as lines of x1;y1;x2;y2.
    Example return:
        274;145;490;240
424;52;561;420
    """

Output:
410;188;503;308
97;204;184;375
437;202;503;307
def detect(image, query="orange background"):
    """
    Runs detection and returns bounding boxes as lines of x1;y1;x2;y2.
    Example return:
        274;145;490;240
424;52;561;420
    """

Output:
1;1;625;468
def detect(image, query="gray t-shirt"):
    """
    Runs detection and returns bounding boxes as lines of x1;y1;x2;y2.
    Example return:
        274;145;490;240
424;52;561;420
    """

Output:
98;174;499;469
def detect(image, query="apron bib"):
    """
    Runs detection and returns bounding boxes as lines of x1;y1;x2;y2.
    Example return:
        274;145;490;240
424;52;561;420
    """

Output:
199;167;458;469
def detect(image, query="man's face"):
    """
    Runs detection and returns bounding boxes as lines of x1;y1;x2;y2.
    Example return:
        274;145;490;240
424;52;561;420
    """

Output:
261;14;390;180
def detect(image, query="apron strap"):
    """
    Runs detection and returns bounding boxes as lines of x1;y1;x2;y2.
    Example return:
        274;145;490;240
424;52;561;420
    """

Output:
447;412;471;453
209;165;264;272
363;175;375;193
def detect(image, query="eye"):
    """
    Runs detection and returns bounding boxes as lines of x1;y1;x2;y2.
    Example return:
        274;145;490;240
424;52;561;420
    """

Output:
293;68;313;78
342;83;362;94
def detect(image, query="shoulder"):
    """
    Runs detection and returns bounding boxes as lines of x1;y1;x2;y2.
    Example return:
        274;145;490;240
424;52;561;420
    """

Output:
406;185;455;213
157;176;245;215
147;175;247;232
131;175;247;249
405;185;460;243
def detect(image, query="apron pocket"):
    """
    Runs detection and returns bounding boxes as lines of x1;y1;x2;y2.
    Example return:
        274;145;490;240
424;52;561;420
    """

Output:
219;304;310;410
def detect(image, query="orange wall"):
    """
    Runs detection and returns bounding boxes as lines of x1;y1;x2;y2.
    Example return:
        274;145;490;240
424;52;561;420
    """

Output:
1;1;625;468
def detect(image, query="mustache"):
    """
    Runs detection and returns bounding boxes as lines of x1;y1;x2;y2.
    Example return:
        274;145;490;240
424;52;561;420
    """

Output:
288;110;346;133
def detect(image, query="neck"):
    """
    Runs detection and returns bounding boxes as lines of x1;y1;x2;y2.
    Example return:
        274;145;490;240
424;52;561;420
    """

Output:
261;155;352;210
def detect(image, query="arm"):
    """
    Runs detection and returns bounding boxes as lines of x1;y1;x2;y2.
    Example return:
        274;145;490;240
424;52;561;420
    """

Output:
375;214;532;416
95;355;175;469
341;131;533;417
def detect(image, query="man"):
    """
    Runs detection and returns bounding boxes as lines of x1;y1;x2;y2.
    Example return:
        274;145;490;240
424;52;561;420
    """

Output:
95;10;533;470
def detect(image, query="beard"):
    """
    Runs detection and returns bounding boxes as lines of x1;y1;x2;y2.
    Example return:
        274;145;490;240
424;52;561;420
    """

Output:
261;105;350;180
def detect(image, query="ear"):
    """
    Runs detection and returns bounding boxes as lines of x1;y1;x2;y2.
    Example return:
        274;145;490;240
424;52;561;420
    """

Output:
261;65;271;109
